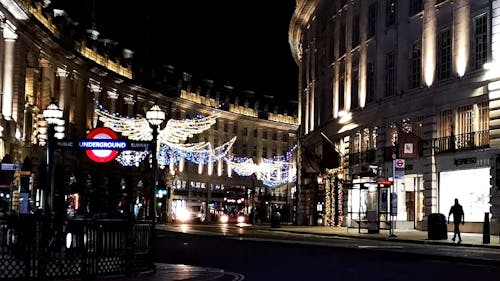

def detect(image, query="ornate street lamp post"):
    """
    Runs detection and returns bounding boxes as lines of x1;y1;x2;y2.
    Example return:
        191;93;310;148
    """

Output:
42;99;63;215
146;104;165;225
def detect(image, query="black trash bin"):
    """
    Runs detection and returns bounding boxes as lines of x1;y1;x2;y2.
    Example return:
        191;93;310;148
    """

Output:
427;213;448;240
271;212;281;228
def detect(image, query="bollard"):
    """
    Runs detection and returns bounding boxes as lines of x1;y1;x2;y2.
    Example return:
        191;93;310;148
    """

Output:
483;212;490;244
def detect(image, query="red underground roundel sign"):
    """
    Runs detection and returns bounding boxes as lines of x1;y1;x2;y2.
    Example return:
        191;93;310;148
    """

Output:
81;127;122;163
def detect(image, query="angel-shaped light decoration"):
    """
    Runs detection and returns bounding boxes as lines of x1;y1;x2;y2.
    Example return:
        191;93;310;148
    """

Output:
95;102;235;167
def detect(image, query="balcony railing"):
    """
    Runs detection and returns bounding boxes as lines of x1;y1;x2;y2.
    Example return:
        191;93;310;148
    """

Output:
433;130;489;154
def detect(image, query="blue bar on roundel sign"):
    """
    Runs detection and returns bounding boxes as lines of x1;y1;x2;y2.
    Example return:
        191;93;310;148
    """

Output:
78;140;128;150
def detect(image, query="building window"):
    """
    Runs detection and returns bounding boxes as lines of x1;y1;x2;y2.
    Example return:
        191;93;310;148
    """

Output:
410;40;422;89
252;145;257;157
351;54;359;108
254;129;258;138
223;123;228;132
385;51;396;97
262;147;267;157
263;130;267;139
362;128;370;151
457;105;473;135
371;127;378;149
386;0;397;27
282;133;288;142
352;14;360;48
478;102;489;132
473;13;488;70
437;29;452;80
329;20;336;65
233;123;238;134
368;2;377;38
367;62;375;103
439;109;453;137
353;131;361;153
415;116;424;139
242;144;248;156
409;0;423;16
339;21;346;55
272;132;277;141
339;60;345;110
243;128;248;136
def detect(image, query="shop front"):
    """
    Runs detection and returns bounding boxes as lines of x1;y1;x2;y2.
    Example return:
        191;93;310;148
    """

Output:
439;167;491;233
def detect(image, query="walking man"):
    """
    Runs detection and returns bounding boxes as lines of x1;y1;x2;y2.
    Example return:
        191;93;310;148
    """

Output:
448;198;465;243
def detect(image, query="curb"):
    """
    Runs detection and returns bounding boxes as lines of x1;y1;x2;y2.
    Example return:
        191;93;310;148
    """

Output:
260;227;500;249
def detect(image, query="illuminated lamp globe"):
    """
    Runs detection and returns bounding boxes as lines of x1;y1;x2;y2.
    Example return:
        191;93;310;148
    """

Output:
146;104;165;126
43;100;63;125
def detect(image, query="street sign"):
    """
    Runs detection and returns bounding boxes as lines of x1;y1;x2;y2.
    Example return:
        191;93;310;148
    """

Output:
55;139;150;151
394;159;405;169
393;159;405;179
1;163;19;171
85;127;120;163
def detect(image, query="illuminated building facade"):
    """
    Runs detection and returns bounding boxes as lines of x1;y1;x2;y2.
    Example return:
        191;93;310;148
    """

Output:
0;0;298;222
290;0;500;233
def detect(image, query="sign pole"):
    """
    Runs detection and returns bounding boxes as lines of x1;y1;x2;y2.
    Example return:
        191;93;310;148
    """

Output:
391;160;395;237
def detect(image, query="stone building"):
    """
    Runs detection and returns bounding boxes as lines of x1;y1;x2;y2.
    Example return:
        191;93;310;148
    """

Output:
0;0;298;222
290;0;500;233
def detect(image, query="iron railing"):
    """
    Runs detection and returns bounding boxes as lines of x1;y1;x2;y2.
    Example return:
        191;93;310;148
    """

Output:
0;216;153;280
433;130;489;154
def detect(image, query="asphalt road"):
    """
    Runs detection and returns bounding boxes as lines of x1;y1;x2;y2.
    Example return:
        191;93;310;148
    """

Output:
154;224;500;281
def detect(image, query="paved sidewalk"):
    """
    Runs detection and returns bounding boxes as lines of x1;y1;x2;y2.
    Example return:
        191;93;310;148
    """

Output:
255;224;500;248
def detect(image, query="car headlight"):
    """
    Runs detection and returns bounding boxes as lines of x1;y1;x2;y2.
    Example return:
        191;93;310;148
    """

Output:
237;216;245;223
177;209;191;222
220;215;229;223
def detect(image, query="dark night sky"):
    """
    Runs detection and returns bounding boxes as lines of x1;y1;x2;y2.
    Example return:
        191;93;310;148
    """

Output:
50;0;298;106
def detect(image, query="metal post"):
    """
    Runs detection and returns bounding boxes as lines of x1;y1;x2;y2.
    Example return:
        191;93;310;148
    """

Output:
149;124;158;271
47;124;55;216
150;125;158;224
390;160;397;238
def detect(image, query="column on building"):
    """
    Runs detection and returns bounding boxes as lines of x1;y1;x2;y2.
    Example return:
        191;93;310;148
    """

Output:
359;1;368;108
124;96;135;117
24;67;38;145
56;67;69;116
422;0;437;87
107;89;119;113
422;115;438;229
88;79;101;129
453;0;470;77
1;22;17;121
39;58;53;112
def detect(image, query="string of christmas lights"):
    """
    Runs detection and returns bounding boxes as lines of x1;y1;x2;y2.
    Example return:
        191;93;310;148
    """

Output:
95;101;297;187
157;137;237;165
115;150;149;167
